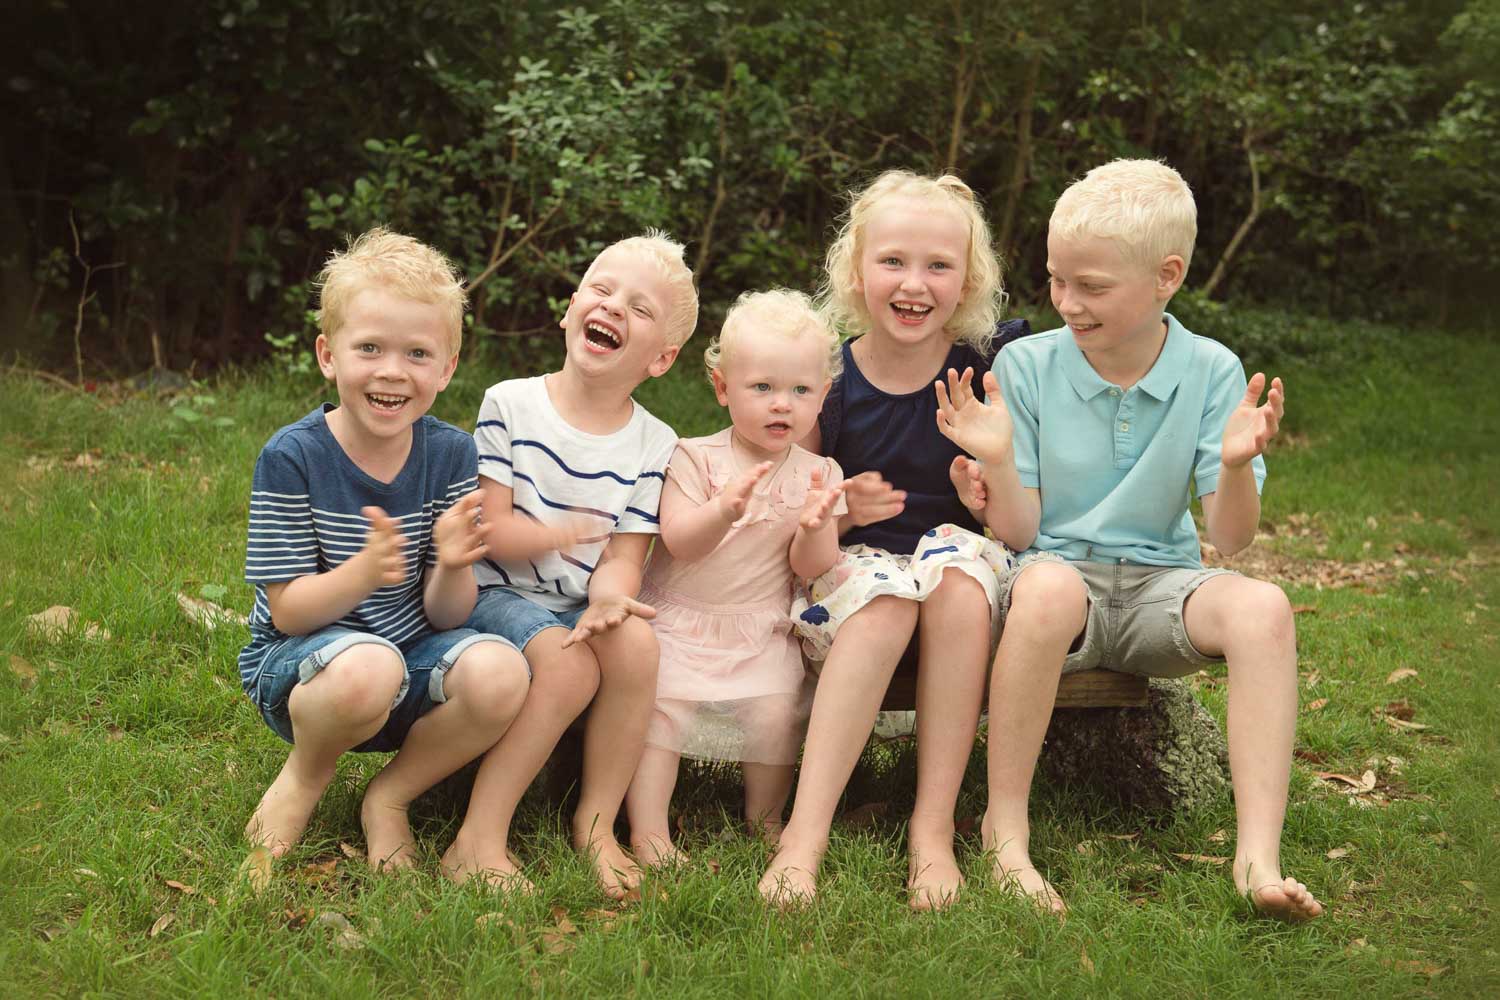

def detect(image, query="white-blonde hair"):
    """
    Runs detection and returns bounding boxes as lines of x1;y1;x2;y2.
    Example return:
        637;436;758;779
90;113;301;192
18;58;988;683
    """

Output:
317;227;467;352
584;230;700;348
704;288;843;383
820;170;1004;354
1049;159;1198;272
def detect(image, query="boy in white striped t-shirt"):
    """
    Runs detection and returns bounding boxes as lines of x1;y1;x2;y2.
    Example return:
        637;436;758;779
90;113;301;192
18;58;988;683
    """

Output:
240;229;529;873
443;232;698;898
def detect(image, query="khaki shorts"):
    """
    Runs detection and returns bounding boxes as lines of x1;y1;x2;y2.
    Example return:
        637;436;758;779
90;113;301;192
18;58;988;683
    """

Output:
997;554;1239;678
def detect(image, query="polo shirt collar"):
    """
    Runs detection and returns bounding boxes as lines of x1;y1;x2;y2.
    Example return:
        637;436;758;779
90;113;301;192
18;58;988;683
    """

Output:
1059;312;1191;401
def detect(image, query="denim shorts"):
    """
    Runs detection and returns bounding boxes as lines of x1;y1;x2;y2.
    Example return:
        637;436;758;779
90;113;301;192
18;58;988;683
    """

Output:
466;586;585;654
997;554;1239;678
249;625;519;752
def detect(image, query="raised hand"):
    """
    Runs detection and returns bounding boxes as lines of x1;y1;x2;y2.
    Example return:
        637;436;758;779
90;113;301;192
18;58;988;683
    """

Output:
717;460;774;523
799;466;845;532
934;367;1014;465
949;455;987;513
842;470;906;527
360;506;408;587
1221;373;1285;469
434;490;487;568
561;594;658;649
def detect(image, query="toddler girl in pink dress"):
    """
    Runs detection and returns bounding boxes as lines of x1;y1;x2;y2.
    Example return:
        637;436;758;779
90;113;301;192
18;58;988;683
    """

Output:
625;289;847;866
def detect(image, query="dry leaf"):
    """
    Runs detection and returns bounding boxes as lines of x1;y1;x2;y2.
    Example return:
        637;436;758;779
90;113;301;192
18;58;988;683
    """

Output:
706;858;722;875
26;606;110;641
106;724;125;741
1385;668;1419;684
1315;771;1366;789
312;911;365;950
176;593;247;630
8;654;37;688
1171;853;1229;865
1459;880;1479;894
338;842;364;861
1382;699;1415;720
1289;604;1317;615
1105;833;1139;842
19;801;42;814
1326;845;1353;860
165;879;197;895
148;913;175;938
1383;716;1430;732
1382;959;1446;978
68;451;102;470
539;929;575;955
1075;840;1097;855
75;868;99;878
1079;945;1096;975
1207;829;1228;844
239;847;273;895
1306;698;1329;712
1359;769;1377;792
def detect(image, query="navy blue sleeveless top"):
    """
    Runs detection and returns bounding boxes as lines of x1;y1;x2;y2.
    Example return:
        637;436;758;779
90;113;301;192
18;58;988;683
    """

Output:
819;319;1031;554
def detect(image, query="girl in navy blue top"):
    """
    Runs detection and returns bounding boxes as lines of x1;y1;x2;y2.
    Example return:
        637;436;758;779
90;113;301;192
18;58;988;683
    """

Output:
760;171;1026;911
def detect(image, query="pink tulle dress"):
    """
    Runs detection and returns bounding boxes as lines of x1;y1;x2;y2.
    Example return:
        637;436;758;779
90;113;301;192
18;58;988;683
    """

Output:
641;429;845;765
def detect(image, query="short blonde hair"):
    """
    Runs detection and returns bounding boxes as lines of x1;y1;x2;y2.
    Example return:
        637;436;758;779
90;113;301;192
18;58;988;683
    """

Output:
1050;159;1198;272
820;170;1004;354
317;227;467;353
585;230;700;348
704;288;843;383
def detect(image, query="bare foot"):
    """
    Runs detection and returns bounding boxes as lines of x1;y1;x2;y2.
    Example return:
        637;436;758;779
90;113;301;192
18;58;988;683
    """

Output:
1237;859;1324;922
758;841;822;909
440;834;534;893
360;792;418;872
908;843;964;912
631;833;689;870
986;841;1066;915
575;835;641;900
244;763;332;857
748;816;784;847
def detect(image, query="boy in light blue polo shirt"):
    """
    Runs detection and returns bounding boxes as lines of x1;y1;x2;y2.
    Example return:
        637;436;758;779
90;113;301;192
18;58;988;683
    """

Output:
935;159;1323;922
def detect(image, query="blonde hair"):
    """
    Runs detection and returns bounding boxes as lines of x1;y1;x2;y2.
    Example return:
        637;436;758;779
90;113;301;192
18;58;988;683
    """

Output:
704;288;843;383
316;227;467;353
1050;159;1198;272
820;170;1004;354
584;230;700;348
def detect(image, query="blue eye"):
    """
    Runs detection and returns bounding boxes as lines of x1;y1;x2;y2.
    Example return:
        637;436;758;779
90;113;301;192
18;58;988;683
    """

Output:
359;343;378;353
793;385;810;395
753;382;770;392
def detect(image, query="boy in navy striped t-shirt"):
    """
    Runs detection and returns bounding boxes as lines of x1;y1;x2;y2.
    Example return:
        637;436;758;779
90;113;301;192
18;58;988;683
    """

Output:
441;232;698;898
240;229;529;873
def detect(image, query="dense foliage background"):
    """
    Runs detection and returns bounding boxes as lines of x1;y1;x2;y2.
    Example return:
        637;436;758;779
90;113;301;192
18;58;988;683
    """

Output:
5;0;1497;375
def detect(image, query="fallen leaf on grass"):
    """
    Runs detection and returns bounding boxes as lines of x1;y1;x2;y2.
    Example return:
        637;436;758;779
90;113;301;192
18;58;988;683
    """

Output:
26;606;110;641
1385;668;1419;684
8;655;37;688
1459;880;1479;894
311;911;365;950
1381;959;1446;978
539;929;575;955
1326;844;1355;860
1382;699;1415;720
706;858;721;875
1105;833;1138;842
75;868;99;878
1079;945;1095;975
1171;853;1229;865
1383;716;1430;732
67;451;103;471
1428;831;1451;847
1315;771;1378;793
474;913;523;942
176;593;247;630
239;847;273;895
148;913;175;938
549;906;578;935
1075;840;1097;856
1305;698;1329;712
1290;604;1317;615
1346;938;1372;954
338;842;364;861
105;724;125;741
19;801;42;814
164;878;217;904
1207;829;1228;844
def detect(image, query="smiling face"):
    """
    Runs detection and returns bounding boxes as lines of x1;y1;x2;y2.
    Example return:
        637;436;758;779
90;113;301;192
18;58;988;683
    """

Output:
560;247;680;387
315;285;456;453
711;330;830;459
855;196;969;348
1045;231;1185;363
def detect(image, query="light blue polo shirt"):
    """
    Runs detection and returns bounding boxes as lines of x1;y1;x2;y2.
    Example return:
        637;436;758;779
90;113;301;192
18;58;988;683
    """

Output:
994;313;1265;569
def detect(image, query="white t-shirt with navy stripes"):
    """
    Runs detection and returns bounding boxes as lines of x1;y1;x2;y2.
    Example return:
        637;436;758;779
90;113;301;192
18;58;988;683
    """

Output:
237;405;479;692
473;376;676;612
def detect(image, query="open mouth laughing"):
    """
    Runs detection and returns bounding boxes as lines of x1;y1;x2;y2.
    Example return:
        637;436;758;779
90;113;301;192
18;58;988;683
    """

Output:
890;302;933;325
367;392;409;412
584;319;622;352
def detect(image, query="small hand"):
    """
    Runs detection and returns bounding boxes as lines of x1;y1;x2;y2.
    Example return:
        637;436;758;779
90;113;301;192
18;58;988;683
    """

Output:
717;460;774;523
798;466;845;533
360;506;408;587
949;455;987;513
934;367;1014;465
1221;373;1284;469
842;470;906;527
561;594;658;648
434;491;487;568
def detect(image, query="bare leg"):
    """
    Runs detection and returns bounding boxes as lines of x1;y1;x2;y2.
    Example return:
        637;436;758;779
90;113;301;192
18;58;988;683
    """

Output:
362;641;528;871
980;562;1085;914
759;596;917;906
743;762;795;843
909;568;990;911
246;644;405;856
442;629;598;890
1184;575;1324;922
574;616;658;899
626;744;687;867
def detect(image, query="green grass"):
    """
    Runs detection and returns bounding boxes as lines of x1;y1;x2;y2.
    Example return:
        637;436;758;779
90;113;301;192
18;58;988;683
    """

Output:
2;321;1498;998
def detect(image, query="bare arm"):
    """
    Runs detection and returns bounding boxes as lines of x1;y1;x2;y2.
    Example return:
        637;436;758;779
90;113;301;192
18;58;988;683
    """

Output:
789;466;844;579
1203;373;1283;555
658;461;772;562
562;532;657;648
476;475;582;562
265;506;406;635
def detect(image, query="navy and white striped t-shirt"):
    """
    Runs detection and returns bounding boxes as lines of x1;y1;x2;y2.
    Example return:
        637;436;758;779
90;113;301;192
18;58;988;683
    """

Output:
237;405;480;692
473;376;677;612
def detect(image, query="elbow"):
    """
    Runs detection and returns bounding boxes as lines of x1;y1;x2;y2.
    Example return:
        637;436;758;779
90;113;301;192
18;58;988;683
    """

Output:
268;607;310;636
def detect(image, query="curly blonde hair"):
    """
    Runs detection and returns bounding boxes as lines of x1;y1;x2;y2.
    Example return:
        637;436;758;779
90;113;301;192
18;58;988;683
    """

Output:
703;288;843;384
1050;159;1198;273
317;227;467;353
819;170;1004;354
584;230;700;348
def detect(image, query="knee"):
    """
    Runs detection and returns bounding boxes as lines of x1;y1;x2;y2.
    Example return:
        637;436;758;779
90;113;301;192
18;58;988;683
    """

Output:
590;615;659;684
850;593;919;635
532;640;602;712
922;566;988;614
318;644;406;724
1225;580;1294;644
449;642;530;728
1008;562;1088;635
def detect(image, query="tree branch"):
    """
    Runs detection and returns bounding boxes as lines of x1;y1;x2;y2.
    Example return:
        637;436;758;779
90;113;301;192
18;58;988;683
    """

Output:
1202;128;1263;299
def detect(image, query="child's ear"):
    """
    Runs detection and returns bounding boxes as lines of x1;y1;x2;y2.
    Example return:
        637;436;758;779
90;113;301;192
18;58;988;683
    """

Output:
1156;255;1187;299
437;349;459;390
561;293;576;329
314;334;337;380
814;377;833;409
710;367;730;405
647;345;681;379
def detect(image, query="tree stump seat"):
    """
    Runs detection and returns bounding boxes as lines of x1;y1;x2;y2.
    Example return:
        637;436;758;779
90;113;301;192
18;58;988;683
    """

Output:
878;666;1150;713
